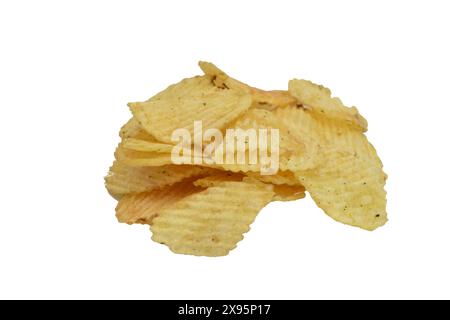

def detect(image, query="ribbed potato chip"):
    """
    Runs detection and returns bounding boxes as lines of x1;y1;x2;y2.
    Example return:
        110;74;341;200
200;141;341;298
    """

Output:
119;117;155;141
151;178;274;256
129;76;252;144
296;151;387;230
116;179;204;225
105;160;211;198
276;106;387;230
215;108;319;173
199;61;296;108
288;79;368;131
119;117;141;139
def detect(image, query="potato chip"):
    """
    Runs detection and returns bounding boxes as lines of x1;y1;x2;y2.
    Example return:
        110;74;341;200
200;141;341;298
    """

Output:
296;151;387;230
198;61;231;88
119;117;155;141
119;117;141;139
215;108;320;173
276;106;387;230
151;178;274;256
116;179;204;225
199;61;296;108
288;79;368;131
129;76;252;144
105;160;211;198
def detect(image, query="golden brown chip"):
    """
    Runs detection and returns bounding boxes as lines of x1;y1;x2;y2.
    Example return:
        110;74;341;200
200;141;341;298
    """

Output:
116;179;204;225
272;184;306;201
288;79;368;131
151;178;274;256
129;76;252;144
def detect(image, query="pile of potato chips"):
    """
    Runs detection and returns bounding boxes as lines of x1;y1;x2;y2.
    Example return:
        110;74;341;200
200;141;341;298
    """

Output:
105;62;387;257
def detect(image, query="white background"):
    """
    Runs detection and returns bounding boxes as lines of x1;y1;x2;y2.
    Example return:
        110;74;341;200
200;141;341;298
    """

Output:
1;0;449;300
